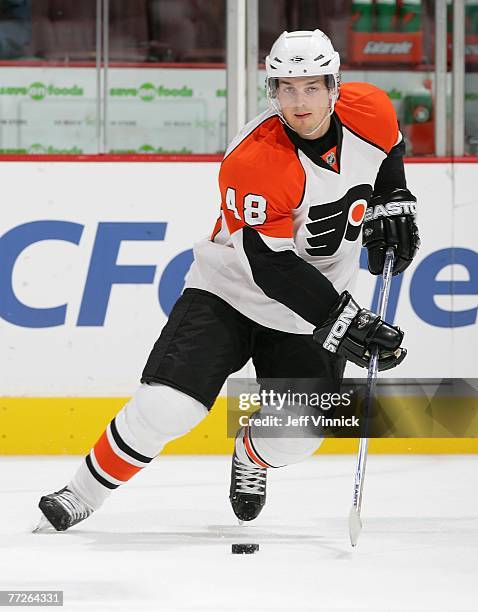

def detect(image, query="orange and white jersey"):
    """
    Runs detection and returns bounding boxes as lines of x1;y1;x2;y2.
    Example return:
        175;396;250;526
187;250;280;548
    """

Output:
185;82;401;334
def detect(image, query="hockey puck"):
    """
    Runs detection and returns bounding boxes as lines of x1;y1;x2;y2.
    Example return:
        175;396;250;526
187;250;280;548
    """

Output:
232;543;259;554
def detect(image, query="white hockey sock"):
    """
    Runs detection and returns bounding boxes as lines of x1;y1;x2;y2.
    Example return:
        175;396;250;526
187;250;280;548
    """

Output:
234;403;323;469
69;383;208;509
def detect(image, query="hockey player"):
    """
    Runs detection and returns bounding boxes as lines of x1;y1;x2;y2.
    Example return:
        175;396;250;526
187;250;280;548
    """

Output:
36;30;419;531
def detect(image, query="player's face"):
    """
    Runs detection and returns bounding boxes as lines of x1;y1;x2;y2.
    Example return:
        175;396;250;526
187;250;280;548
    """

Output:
276;76;331;139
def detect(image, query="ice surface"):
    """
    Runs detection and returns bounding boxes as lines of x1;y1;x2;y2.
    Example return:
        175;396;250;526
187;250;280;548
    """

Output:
1;455;477;612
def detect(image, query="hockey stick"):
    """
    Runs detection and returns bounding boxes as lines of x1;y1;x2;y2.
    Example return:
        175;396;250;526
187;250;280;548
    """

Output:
348;246;395;547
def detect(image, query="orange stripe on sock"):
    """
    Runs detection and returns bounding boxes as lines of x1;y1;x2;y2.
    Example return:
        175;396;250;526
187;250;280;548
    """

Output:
93;431;142;481
243;427;269;469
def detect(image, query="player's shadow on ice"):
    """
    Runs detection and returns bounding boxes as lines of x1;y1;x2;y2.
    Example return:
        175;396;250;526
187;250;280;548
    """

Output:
64;524;348;556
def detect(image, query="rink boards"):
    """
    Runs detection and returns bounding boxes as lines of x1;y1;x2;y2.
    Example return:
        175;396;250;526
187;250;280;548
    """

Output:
0;160;477;453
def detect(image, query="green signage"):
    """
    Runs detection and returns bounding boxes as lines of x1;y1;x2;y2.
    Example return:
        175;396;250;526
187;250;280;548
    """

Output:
110;84;193;100
109;144;192;154
0;82;84;100
0;144;83;154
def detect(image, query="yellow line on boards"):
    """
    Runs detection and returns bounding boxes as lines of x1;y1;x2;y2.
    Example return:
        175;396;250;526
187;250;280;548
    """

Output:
0;397;477;455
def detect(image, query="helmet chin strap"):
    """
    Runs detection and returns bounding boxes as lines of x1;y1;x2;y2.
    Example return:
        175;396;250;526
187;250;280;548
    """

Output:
302;109;333;137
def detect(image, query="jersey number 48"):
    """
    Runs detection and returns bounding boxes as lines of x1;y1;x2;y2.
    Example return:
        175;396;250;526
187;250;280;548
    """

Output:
226;187;267;226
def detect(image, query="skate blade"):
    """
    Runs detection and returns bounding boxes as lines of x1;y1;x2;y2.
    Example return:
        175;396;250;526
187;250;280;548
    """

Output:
32;514;56;533
348;506;362;547
238;519;244;526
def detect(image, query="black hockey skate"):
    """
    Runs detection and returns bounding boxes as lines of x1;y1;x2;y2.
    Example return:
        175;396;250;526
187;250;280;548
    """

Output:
35;486;93;532
229;452;267;523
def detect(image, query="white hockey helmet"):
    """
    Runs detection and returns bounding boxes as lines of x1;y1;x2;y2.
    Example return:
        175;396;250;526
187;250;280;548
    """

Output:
265;30;341;135
265;29;340;79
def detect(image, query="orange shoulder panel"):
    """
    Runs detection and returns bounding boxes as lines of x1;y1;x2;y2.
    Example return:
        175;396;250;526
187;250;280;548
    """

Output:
219;116;305;238
335;82;399;154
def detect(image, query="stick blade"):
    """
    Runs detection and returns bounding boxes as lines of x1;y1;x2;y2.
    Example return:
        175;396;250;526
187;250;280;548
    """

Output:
348;506;362;547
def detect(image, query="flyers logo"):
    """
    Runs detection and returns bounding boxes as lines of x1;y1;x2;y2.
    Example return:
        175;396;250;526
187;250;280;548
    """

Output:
305;184;373;256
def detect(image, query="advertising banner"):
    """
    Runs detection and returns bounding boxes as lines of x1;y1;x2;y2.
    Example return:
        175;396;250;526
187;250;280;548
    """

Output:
0;67;227;155
1;66;475;155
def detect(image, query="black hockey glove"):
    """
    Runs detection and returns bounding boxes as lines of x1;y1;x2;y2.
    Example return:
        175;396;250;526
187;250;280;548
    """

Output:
363;188;420;276
313;291;406;371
